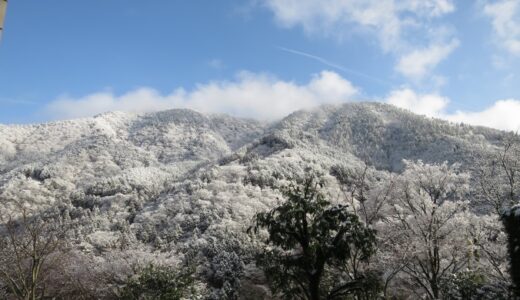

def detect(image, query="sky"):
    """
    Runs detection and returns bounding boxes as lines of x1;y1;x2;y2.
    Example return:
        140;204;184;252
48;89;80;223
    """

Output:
0;0;519;131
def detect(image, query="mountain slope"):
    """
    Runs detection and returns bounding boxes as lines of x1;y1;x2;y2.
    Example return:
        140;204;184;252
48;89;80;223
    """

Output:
0;102;509;297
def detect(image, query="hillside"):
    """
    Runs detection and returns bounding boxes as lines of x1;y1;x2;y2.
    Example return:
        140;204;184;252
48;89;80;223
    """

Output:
0;102;510;298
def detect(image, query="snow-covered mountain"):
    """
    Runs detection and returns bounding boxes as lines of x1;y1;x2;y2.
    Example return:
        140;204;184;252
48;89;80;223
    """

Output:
0;102;509;298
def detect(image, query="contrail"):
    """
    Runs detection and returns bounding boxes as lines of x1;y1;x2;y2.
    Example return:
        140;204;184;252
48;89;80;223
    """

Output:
276;46;394;87
276;47;507;127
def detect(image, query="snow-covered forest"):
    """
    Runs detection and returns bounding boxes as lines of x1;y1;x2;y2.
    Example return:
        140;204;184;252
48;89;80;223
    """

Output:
0;102;518;299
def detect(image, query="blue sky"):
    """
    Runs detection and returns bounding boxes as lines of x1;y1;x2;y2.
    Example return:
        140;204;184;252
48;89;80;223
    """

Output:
0;0;519;130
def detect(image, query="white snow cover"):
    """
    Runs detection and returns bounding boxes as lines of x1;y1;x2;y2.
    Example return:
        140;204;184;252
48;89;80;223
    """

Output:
0;103;513;298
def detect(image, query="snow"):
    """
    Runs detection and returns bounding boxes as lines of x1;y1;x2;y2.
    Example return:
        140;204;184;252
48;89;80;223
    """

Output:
0;102;514;297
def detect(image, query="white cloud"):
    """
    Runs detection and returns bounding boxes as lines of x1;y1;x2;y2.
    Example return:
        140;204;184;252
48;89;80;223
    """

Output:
445;99;520;132
46;69;520;131
483;0;520;56
396;39;459;80
46;89;171;120
405;0;455;17
265;0;401;51
386;88;449;117
45;71;358;121
264;0;454;52
263;0;457;80
386;88;520;131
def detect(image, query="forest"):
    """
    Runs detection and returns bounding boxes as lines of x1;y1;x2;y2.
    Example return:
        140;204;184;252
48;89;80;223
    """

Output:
0;103;519;299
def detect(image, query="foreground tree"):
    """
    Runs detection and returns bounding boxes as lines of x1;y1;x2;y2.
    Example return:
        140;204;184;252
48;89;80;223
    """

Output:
385;161;475;299
0;206;70;300
249;175;377;300
331;164;396;298
477;133;520;295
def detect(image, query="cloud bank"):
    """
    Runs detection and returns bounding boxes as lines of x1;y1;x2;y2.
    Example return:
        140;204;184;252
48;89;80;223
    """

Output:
46;70;520;132
46;71;358;121
386;89;449;118
386;88;520;132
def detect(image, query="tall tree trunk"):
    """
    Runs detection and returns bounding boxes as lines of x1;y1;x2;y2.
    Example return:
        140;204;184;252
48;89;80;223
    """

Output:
431;280;439;300
503;207;520;296
309;274;321;300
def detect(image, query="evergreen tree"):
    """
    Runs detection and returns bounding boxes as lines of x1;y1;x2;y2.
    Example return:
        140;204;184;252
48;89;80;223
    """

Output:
249;175;378;300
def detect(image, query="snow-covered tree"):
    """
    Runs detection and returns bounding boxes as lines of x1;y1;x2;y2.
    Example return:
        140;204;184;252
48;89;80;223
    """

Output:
384;160;474;299
117;263;197;300
0;206;71;300
476;133;520;294
476;133;520;215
